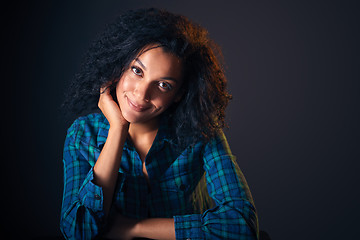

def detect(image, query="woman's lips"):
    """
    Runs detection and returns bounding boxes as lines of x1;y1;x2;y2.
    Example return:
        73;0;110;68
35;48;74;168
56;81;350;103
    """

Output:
126;96;151;112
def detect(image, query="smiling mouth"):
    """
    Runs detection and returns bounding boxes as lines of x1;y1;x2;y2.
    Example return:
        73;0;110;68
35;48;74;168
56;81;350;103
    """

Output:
126;96;151;112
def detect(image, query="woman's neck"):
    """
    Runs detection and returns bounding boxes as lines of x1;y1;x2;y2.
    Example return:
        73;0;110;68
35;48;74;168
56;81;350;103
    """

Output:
129;117;159;137
128;117;159;161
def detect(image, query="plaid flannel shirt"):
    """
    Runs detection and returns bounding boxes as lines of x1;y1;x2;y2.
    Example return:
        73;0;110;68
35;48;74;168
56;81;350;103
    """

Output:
60;113;258;239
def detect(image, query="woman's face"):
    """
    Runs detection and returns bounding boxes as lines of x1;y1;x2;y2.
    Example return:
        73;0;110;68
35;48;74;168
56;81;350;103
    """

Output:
116;45;183;124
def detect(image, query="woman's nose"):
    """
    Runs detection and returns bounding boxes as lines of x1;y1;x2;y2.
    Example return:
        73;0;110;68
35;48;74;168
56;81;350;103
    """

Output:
133;81;151;102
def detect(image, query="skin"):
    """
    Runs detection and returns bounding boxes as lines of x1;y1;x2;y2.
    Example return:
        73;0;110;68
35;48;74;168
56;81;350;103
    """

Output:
94;44;183;240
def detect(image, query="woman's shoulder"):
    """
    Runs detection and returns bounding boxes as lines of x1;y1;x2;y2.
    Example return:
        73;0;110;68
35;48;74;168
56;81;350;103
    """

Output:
71;112;105;126
204;129;228;145
202;129;232;157
66;112;107;140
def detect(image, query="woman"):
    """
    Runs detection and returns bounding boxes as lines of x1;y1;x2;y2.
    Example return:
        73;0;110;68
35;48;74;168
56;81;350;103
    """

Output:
60;8;258;240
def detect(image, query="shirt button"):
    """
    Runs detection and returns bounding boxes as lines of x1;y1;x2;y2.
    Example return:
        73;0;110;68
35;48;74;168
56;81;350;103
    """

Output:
94;194;101;200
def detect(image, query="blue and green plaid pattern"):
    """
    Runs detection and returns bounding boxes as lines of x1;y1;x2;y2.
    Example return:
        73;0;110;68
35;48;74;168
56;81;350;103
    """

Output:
60;113;258;239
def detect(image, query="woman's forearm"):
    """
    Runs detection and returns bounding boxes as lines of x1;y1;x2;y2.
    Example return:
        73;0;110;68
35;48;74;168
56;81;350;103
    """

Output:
135;218;175;240
104;214;175;239
93;125;128;216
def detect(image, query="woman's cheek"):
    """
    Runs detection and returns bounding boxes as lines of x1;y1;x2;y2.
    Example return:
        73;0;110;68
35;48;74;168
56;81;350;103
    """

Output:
118;74;135;92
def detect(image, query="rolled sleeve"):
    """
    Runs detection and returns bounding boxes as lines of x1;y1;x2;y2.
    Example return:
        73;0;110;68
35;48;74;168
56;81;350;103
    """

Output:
174;214;204;240
78;168;104;214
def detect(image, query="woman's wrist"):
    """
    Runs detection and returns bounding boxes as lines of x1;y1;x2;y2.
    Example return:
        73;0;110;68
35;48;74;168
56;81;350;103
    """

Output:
109;123;129;136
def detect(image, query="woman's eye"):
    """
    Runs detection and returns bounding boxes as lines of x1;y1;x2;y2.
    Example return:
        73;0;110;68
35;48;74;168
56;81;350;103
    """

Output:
131;66;142;76
159;82;173;91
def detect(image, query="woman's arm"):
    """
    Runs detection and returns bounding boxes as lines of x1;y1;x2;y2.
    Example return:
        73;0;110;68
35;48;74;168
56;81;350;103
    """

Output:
104;214;175;240
174;131;259;239
93;124;128;216
60;88;129;239
93;87;129;216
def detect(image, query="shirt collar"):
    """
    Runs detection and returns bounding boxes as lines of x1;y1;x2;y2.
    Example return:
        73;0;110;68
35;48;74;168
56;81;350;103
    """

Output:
149;114;177;152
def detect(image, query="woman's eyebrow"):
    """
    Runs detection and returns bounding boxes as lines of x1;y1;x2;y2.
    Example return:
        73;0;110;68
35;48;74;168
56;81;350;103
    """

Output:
135;58;146;70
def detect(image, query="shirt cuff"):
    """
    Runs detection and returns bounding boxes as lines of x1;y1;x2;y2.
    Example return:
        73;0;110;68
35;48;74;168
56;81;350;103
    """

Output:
78;168;104;215
174;214;204;240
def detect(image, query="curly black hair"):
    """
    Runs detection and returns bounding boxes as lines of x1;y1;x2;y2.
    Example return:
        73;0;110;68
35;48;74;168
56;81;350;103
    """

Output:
63;8;231;146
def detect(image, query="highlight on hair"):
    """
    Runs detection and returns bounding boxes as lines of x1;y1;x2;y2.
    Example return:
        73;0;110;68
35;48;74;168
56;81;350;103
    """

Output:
63;8;232;147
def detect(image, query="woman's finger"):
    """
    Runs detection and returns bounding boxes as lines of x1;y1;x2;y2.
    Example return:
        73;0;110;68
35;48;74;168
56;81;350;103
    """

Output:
99;86;113;104
100;85;110;94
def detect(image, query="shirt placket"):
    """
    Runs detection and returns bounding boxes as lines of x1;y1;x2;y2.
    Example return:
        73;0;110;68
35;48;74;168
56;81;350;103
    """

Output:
132;148;151;219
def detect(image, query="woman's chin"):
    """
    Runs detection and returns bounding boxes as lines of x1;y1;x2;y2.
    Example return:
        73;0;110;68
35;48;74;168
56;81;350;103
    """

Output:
121;111;149;124
121;111;138;123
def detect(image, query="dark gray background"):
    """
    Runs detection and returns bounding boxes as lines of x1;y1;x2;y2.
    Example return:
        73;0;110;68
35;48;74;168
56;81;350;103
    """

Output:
4;0;359;239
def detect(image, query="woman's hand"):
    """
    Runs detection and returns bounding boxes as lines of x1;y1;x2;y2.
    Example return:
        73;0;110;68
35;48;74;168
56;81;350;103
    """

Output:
98;87;129;129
